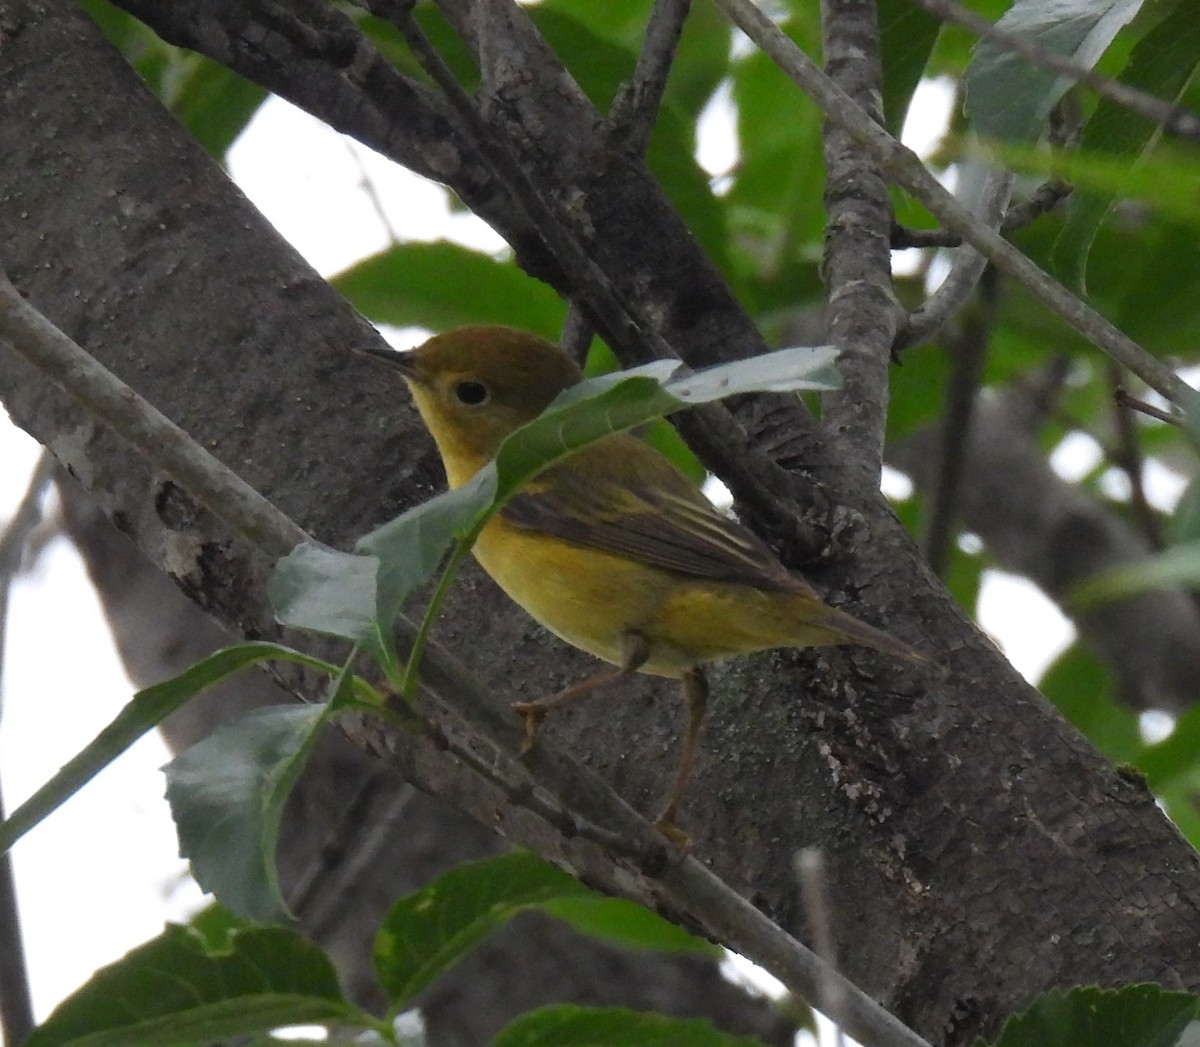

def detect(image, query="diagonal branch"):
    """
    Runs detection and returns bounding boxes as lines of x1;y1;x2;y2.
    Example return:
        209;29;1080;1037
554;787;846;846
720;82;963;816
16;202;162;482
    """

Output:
711;0;1200;413
610;0;694;156
900;169;1013;350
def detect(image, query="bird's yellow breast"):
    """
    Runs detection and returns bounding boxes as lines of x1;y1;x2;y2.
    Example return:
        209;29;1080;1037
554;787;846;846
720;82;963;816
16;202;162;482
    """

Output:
474;513;690;676
473;514;844;678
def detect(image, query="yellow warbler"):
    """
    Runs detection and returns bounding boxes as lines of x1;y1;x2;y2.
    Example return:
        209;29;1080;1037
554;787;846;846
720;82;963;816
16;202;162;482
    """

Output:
366;325;923;832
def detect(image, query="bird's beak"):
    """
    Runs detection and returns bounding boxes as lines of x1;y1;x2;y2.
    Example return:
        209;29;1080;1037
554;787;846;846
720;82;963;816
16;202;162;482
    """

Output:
359;344;420;380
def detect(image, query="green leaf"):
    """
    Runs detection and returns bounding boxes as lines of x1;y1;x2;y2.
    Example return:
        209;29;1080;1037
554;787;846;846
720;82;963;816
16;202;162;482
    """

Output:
374;851;592;1010
728;18;826;294
542;896;716;956
165;701;334;923
1038;643;1142;763
965;0;1146;143
981;983;1199;1047
0;642;323;856
1138;702;1200;791
357;466;496;639
332;243;565;338
492;1005;771;1047
269;542;381;643
1049;2;1200;290
879;0;944;136
172;61;267;159
1170;477;1200;546
25;923;364;1047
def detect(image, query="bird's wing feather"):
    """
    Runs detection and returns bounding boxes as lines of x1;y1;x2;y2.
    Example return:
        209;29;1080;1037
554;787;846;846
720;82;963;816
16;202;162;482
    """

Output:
499;438;799;591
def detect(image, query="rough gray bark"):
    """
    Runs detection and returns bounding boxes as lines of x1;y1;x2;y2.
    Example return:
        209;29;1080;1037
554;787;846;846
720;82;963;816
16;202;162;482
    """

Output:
3;3;1200;1045
55;480;798;1044
819;0;901;477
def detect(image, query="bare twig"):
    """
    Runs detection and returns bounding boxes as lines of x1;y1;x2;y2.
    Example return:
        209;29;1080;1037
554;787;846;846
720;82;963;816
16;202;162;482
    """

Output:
610;0;692;156
382;3;649;358
795;849;846;1047
1113;388;1182;428
346;141;404;247
0;451;54;1047
1108;363;1164;551
1001;178;1073;232
711;0;1200;413
909;0;1200;144
564;0;693;358
892;177;1072;249
922;271;996;575
900;169;1013;350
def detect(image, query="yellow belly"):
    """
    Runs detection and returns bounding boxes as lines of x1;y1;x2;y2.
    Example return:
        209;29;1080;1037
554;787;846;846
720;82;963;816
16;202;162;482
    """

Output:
473;515;845;677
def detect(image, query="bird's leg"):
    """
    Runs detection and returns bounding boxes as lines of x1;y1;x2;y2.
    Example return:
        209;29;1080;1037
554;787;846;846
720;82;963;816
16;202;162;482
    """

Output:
511;631;651;754
655;667;709;843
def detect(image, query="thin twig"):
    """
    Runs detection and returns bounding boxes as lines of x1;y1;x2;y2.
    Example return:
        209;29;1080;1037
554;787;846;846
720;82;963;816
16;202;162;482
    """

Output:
609;0;692;156
346;141;404;246
1113;388;1181;428
563;0;692;357
1108;363;1164;551
922;271;996;575
664;856;932;1047
909;0;1200;145
0;450;55;1047
382;3;656;361
0;279;932;1047
795;849;846;1047
900;169;1013;350
1001;178;1073;233
892;178;1072;249
711;0;1200;413
288;773;416;934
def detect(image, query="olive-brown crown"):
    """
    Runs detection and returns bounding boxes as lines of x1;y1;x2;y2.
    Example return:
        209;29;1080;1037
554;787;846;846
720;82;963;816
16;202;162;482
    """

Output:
401;325;584;475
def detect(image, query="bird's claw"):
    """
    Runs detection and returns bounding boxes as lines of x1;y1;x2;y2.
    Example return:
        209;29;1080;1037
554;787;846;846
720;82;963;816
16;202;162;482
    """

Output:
510;701;547;755
653;811;693;852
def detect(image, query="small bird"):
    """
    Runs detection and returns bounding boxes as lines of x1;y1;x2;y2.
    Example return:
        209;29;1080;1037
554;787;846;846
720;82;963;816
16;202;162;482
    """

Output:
365;325;923;834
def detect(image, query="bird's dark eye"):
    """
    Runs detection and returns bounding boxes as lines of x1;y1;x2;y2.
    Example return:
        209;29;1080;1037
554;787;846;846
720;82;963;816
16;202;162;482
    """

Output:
454;380;490;406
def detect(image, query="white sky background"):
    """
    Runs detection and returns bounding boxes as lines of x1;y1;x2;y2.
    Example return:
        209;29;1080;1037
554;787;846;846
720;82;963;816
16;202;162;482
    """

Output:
0;70;1176;1044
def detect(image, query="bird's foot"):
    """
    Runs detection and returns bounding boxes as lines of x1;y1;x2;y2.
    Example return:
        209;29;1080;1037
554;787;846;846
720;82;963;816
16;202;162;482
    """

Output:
653;810;692;852
510;701;548;755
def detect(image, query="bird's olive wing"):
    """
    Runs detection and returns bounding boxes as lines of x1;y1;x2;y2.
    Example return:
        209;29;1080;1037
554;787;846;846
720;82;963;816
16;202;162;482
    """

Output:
500;468;797;591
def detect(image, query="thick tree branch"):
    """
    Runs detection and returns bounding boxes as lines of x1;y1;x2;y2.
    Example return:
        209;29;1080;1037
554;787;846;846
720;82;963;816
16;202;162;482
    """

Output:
818;0;901;480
